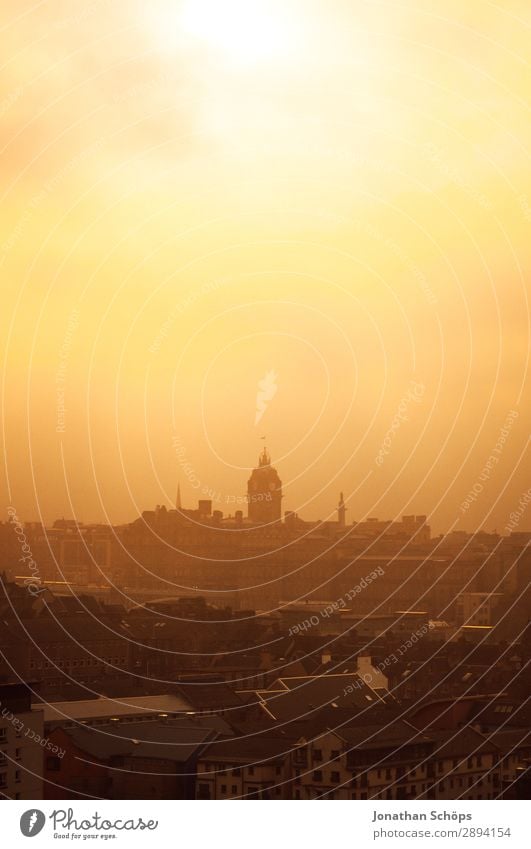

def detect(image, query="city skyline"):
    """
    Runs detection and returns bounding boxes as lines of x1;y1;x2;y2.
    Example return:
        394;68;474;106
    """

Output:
5;439;529;537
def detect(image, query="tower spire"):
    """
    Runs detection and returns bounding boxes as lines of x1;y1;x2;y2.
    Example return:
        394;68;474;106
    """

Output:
338;492;346;527
259;446;270;466
258;435;270;466
176;483;182;510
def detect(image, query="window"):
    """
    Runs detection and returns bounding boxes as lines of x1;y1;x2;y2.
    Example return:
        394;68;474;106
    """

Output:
231;785;237;794
15;748;22;761
232;768;241;776
0;730;6;742
331;772;340;783
46;757;61;772
247;766;254;776
220;785;227;794
15;770;21;783
313;749;323;762
313;770;323;782
386;769;392;780
331;750;340;760
293;747;307;766
467;758;473;769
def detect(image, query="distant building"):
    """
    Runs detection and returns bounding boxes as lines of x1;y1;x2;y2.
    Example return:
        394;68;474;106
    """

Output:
454;625;495;644
247;448;282;524
456;592;503;627
353;515;430;544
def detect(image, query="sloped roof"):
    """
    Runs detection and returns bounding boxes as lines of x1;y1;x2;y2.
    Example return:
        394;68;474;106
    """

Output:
65;719;216;763
334;720;431;750
198;733;292;766
426;726;500;759
174;682;246;711
36;693;193;723
258;673;389;722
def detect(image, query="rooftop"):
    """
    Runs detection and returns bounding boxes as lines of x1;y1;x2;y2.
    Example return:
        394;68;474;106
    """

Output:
36;694;193;724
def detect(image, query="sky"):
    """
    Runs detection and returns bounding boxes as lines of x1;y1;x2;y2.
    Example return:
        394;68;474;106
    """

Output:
0;0;529;534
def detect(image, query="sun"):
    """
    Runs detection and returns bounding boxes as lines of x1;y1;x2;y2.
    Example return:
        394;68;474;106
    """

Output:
175;0;296;67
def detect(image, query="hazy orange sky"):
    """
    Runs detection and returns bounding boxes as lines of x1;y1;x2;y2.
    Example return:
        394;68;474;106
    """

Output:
1;0;529;534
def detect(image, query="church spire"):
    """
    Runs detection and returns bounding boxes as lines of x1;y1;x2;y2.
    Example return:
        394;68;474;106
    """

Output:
338;492;346;527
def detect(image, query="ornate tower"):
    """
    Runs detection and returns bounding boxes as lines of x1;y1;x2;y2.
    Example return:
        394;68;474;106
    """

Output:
247;447;282;524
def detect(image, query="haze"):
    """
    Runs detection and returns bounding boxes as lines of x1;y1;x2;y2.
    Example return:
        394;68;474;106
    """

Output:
1;0;529;534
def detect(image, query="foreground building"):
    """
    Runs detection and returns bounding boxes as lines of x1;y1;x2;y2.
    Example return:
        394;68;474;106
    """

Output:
0;683;44;799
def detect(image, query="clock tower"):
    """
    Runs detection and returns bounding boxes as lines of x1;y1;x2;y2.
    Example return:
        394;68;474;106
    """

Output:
247;447;282;524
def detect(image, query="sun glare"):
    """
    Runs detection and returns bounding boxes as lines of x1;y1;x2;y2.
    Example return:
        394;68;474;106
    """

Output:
179;0;295;67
